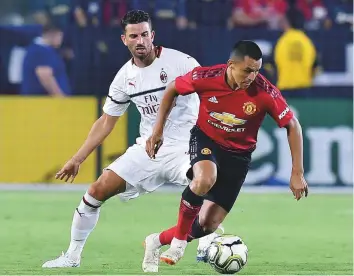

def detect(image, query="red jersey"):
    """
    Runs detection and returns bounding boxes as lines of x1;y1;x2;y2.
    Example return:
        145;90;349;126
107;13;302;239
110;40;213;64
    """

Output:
175;64;294;152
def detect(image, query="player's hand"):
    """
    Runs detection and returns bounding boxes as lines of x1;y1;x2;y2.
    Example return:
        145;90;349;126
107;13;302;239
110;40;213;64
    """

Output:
146;132;163;159
55;158;81;183
289;171;308;201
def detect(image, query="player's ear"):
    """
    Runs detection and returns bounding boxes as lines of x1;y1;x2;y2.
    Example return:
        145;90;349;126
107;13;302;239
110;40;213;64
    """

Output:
151;30;155;42
227;59;235;69
121;34;127;46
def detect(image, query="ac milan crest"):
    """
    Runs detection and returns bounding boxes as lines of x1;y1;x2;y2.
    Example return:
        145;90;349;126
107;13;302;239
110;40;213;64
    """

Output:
160;70;168;83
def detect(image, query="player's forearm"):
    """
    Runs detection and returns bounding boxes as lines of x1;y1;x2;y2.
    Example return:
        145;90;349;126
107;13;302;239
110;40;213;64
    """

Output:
153;81;179;135
286;117;304;174
73;114;118;163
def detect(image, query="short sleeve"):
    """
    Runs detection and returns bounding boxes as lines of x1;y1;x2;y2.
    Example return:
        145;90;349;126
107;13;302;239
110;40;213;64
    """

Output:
174;53;200;95
34;47;55;68
266;86;294;127
181;55;200;75
175;70;196;96
103;70;130;116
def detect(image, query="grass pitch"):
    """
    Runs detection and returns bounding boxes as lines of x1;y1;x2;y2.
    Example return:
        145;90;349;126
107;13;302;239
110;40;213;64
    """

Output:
0;191;352;275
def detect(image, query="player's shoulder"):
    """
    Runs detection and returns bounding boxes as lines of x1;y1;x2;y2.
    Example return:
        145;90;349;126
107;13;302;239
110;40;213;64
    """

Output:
252;73;280;98
161;47;192;59
161;47;198;63
110;60;132;88
191;64;227;80
194;64;227;72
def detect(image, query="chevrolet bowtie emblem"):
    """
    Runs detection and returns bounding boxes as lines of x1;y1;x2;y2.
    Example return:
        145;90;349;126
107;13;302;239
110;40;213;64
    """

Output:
210;112;247;126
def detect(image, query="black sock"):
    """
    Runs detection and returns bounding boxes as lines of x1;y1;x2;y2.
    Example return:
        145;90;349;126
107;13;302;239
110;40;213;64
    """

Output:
187;216;212;242
182;186;204;207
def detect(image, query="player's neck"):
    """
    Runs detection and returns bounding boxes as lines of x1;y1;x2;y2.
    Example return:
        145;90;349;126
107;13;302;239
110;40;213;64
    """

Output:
225;67;239;91
132;47;157;68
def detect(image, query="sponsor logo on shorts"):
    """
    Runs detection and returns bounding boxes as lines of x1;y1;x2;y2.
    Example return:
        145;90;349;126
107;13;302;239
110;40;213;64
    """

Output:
243;102;257;115
201;148;212;155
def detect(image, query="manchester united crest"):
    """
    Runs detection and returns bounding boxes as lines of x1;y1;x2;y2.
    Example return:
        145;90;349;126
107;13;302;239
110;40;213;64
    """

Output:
243;102;257;115
160;70;168;83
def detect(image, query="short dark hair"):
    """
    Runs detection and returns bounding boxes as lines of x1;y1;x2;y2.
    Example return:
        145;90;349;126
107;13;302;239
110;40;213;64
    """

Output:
121;10;152;32
230;40;262;61
42;24;62;34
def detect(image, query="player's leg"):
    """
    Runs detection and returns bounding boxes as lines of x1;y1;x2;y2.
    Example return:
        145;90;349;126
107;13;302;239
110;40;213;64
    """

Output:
160;136;251;265
66;170;126;259
158;126;219;265
43;142;161;268
143;141;191;273
42;170;126;268
155;200;226;244
150;143;226;262
194;151;251;262
192;200;227;261
154;200;227;263
159;162;249;263
159;160;218;265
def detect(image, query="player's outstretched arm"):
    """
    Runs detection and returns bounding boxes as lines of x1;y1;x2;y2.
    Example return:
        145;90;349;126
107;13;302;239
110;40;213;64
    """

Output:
146;81;179;159
56;113;120;182
285;116;309;200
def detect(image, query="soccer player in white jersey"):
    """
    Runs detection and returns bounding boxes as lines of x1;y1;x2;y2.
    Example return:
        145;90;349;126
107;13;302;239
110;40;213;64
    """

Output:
42;10;223;272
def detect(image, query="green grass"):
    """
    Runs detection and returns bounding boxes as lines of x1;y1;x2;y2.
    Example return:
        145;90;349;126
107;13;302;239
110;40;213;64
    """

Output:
0;191;352;275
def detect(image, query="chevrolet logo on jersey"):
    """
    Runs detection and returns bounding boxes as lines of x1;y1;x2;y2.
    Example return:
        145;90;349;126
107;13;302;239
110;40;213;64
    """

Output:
210;112;247;126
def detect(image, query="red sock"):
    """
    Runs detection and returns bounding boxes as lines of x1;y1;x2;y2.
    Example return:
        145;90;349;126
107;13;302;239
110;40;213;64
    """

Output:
159;226;177;245
174;199;201;240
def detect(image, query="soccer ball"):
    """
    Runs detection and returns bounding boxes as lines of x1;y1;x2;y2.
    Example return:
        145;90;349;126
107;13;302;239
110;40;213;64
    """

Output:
206;235;248;274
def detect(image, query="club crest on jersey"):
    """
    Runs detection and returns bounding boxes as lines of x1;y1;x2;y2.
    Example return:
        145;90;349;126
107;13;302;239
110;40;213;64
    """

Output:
210;112;247;126
201;148;211;155
243;102;257;115
160;70;168;83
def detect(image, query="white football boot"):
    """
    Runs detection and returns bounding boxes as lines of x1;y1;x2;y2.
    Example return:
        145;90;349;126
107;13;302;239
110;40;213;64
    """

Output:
42;252;80;268
142;233;162;272
196;224;225;262
160;238;187;265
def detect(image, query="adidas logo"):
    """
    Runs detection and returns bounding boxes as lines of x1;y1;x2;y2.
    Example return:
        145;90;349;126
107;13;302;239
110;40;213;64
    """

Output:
208;96;218;103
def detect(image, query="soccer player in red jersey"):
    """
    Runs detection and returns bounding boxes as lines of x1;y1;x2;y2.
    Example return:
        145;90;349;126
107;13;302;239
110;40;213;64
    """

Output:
145;40;309;266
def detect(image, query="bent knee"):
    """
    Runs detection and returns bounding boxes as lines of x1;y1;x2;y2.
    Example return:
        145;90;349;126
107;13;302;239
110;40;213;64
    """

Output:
191;175;217;194
88;181;107;201
88;171;126;201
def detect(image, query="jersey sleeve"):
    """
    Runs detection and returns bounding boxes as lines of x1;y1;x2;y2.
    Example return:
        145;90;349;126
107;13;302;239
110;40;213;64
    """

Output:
266;86;294;128
174;54;200;96
103;69;130;116
175;70;197;96
34;48;54;67
181;55;200;75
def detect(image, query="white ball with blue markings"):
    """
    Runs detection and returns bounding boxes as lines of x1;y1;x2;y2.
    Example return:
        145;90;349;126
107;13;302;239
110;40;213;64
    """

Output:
207;235;248;274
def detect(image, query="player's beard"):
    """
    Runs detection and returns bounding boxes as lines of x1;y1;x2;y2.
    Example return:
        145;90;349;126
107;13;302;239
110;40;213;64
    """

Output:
134;45;153;61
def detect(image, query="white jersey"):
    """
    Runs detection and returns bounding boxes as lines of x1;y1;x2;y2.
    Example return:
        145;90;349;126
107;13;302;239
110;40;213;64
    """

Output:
103;47;200;142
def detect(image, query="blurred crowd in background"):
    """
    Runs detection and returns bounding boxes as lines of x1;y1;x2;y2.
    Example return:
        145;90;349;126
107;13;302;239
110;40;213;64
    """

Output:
0;0;352;30
0;0;352;97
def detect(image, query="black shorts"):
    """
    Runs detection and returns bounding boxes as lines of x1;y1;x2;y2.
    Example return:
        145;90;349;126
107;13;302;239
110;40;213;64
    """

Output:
187;126;251;212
